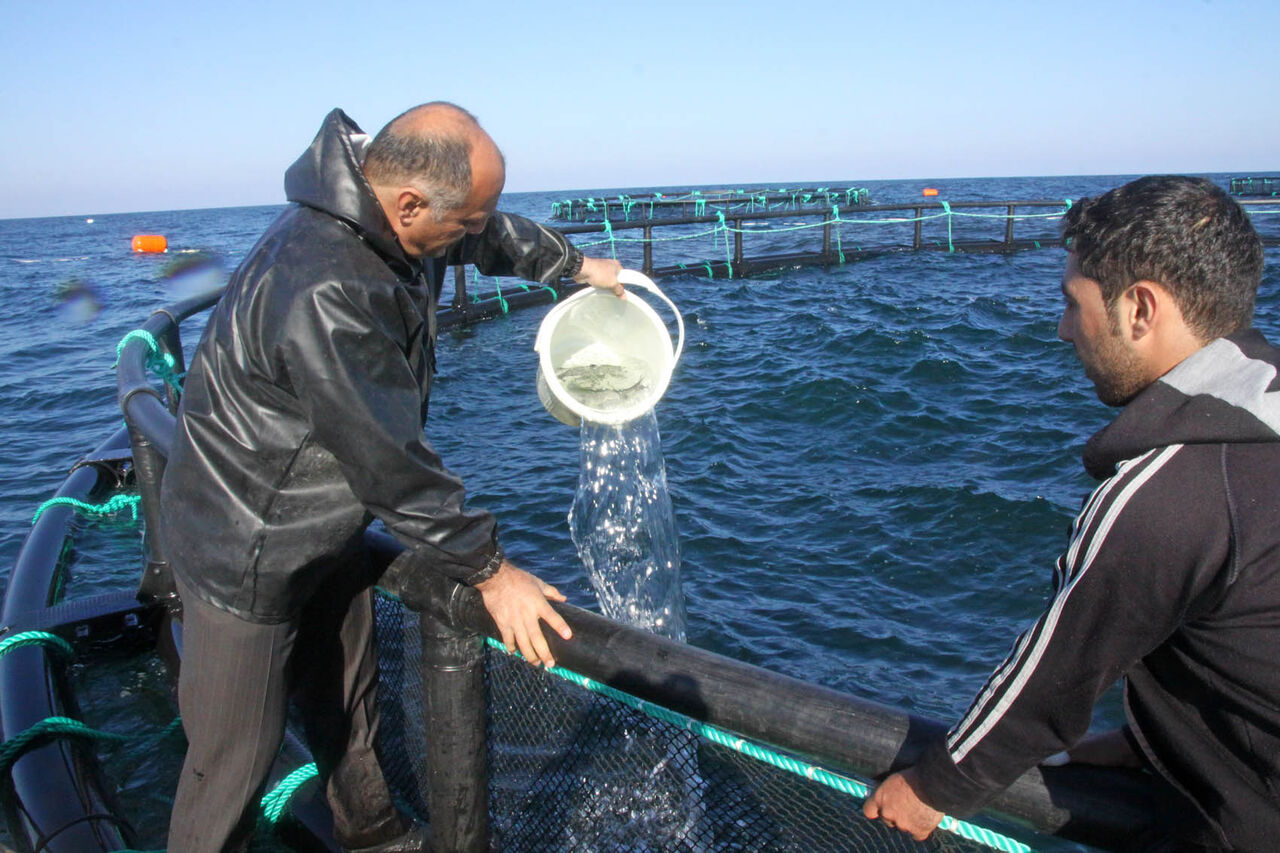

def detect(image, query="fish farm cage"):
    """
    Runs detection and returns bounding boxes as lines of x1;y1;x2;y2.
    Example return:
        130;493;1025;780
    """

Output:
452;196;1280;326
7;194;1280;851
1230;176;1280;197
549;188;872;223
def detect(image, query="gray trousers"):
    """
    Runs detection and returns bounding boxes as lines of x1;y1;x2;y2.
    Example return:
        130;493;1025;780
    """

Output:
168;569;405;852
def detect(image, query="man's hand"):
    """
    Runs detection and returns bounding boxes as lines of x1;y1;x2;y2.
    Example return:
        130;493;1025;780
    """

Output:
575;256;624;297
475;560;572;667
862;768;944;842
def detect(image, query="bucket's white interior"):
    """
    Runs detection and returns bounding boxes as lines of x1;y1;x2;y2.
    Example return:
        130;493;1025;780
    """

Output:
541;290;673;423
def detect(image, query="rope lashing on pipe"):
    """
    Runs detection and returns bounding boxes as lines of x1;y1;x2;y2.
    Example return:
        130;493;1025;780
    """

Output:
0;630;75;660
114;329;183;394
0;716;129;776
484;639;1031;853
31;492;141;524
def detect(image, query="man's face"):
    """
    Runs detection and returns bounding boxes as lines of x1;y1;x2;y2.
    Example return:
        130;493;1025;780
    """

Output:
1057;253;1148;406
400;186;501;260
398;151;505;259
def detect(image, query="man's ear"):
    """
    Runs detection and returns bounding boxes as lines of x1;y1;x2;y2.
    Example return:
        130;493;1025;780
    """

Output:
396;188;426;225
1126;281;1162;341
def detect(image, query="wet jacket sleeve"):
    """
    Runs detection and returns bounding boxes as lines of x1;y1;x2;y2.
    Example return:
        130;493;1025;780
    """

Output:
911;446;1231;815
278;277;499;583
448;211;583;284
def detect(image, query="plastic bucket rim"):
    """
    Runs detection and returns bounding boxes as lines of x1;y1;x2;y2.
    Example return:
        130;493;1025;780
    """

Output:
533;273;680;425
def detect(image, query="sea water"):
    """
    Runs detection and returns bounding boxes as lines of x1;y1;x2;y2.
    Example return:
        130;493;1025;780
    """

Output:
3;175;1279;850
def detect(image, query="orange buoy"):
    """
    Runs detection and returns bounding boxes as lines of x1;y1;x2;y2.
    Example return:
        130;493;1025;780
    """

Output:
132;234;168;253
922;188;939;197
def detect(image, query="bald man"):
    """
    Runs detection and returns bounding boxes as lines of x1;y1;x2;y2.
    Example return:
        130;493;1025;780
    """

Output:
160;104;621;852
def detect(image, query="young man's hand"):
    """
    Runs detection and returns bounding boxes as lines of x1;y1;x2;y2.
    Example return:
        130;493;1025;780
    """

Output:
862;768;944;841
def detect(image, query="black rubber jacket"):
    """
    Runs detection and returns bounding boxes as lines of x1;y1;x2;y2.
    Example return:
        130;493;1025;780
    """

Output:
159;109;583;623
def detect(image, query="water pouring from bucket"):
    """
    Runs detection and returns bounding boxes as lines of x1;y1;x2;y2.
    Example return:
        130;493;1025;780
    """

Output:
535;269;684;426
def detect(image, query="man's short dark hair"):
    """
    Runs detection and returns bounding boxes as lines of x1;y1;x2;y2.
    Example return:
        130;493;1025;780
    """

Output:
1062;175;1264;340
363;102;476;217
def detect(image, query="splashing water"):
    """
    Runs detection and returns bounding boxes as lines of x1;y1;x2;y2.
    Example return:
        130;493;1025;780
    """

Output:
566;409;702;846
569;411;686;641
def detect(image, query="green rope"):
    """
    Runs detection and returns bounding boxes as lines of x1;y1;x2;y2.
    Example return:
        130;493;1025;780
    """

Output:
601;217;618;259
831;205;846;264
115;329;183;394
715;211;733;279
0;630;74;660
259;761;319;825
486;639;1030;853
31;492;141;524
473;268;508;313
0;716;128;775
940;201;954;253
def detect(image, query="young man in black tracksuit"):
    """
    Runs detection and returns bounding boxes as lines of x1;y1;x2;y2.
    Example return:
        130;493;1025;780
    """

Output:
864;176;1276;849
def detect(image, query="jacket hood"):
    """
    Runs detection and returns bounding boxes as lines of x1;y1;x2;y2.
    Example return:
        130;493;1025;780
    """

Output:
1084;329;1280;478
283;108;408;266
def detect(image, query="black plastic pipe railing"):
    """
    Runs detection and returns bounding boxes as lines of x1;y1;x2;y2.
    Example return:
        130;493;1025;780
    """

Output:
374;538;1159;850
0;428;137;852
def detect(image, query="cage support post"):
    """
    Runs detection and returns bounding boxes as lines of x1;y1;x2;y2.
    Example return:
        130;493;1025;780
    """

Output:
452;265;470;325
128;425;174;602
913;207;924;249
1004;204;1016;247
419;601;489;852
643;225;653;275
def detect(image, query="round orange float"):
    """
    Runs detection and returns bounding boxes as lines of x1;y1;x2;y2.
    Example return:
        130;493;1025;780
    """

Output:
131;234;168;253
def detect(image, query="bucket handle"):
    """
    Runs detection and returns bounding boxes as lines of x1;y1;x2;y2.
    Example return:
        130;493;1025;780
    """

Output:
535;270;685;368
616;269;685;368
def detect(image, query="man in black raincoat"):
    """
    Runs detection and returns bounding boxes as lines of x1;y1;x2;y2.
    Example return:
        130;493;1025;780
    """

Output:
160;102;623;852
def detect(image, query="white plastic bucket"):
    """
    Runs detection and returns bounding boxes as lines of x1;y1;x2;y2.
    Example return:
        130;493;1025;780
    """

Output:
534;269;685;426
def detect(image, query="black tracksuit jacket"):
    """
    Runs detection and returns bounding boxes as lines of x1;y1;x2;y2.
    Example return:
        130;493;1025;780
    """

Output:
914;329;1280;849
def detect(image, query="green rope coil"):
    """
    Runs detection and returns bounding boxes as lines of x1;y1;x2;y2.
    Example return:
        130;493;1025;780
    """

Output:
259;761;319;825
0;630;74;660
486;639;1030;853
31;492;141;524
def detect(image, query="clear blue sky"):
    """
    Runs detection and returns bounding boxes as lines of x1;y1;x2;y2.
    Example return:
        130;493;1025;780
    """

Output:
3;0;1277;219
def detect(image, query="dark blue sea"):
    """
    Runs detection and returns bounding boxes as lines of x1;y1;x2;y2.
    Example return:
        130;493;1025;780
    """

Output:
2;174;1279;849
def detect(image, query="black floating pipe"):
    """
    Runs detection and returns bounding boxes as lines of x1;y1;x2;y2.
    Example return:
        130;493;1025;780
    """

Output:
368;545;1159;851
419;595;488;852
1;428;136;853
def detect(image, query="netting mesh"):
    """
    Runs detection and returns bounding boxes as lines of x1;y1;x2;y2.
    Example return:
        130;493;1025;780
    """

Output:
371;596;1016;852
